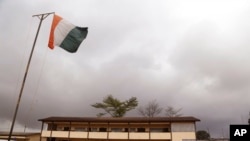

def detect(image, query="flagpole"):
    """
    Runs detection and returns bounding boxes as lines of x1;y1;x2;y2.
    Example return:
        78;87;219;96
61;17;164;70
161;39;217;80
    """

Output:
8;12;54;141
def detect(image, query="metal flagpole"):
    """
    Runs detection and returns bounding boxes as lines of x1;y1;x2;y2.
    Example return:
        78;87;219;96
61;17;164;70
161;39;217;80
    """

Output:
8;12;54;141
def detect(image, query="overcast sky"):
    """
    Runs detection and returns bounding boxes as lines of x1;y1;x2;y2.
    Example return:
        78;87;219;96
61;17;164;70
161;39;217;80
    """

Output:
1;0;250;138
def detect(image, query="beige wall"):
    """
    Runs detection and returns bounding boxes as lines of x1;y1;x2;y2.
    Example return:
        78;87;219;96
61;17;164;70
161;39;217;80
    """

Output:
172;132;196;141
69;131;88;138
29;134;46;141
150;132;171;139
42;131;177;140
0;134;46;141
0;134;45;141
109;132;128;139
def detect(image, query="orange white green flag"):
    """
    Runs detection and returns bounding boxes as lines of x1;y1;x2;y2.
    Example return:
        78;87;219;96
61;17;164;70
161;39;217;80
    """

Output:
48;14;88;53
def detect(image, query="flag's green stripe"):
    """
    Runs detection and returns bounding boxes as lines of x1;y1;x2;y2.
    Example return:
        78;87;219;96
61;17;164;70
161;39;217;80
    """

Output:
60;27;88;53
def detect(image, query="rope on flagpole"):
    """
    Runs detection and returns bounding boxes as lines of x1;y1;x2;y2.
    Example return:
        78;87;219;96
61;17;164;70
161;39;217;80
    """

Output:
22;13;53;130
8;12;54;141
23;43;49;131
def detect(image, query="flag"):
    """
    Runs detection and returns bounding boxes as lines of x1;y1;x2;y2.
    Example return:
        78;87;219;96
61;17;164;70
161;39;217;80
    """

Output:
48;14;88;53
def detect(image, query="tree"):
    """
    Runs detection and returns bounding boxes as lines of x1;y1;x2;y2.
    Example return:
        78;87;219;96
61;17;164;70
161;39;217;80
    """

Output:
137;100;163;117
196;130;210;140
165;106;182;117
91;95;138;117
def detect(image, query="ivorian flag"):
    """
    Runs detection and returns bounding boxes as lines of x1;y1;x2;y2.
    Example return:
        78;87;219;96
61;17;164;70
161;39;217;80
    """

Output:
48;14;88;53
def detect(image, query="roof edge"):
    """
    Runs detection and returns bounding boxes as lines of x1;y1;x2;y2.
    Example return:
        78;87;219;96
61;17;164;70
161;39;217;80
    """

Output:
38;116;200;122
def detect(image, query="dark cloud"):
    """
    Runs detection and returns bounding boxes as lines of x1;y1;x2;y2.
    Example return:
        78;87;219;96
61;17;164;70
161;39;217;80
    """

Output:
1;0;250;138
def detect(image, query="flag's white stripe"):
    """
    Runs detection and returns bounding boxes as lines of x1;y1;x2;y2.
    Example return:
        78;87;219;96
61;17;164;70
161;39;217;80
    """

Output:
54;19;75;46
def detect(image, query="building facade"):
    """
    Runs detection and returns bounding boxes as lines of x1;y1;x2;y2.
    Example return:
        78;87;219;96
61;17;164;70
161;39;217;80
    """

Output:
0;132;44;141
39;116;200;141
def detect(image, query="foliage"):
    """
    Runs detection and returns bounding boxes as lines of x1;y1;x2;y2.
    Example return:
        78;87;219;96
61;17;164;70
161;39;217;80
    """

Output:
137;100;163;117
165;106;182;117
92;95;138;117
196;130;210;140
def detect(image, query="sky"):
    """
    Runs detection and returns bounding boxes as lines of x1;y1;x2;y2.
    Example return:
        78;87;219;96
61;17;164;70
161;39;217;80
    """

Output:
1;0;250;138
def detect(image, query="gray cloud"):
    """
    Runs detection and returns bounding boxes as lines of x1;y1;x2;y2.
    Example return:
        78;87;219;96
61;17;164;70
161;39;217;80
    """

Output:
1;0;250;138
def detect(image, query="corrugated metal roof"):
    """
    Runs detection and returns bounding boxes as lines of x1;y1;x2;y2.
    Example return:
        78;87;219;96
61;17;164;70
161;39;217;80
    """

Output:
38;116;200;123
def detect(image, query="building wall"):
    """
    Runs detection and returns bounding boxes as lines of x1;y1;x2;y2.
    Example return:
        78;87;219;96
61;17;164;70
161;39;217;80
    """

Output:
28;134;46;141
172;132;196;141
41;121;197;141
0;133;45;141
171;122;196;141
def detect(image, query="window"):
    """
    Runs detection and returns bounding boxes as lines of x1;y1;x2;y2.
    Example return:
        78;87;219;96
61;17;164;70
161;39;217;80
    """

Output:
163;128;169;132
55;140;68;141
74;127;87;131
47;124;57;131
99;127;107;132
63;127;70;131
137;128;145;132
56;127;63;131
47;138;55;141
111;128;123;132
129;128;136;132
52;125;57;131
90;128;98;132
150;128;169;132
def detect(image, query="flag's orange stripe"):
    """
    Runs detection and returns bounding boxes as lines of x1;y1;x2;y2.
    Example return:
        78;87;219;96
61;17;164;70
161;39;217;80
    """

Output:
48;15;63;49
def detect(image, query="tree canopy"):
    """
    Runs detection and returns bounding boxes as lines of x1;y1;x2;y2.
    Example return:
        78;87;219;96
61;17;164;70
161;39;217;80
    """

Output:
196;130;210;140
165;106;182;117
137;100;163;117
91;95;138;117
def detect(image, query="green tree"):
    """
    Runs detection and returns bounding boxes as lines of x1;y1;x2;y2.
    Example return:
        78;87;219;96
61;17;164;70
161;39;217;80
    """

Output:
196;130;210;140
137;100;163;117
92;95;138;117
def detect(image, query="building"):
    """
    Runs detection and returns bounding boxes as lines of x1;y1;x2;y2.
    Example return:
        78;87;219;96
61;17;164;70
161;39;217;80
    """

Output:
39;116;200;141
0;132;43;141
